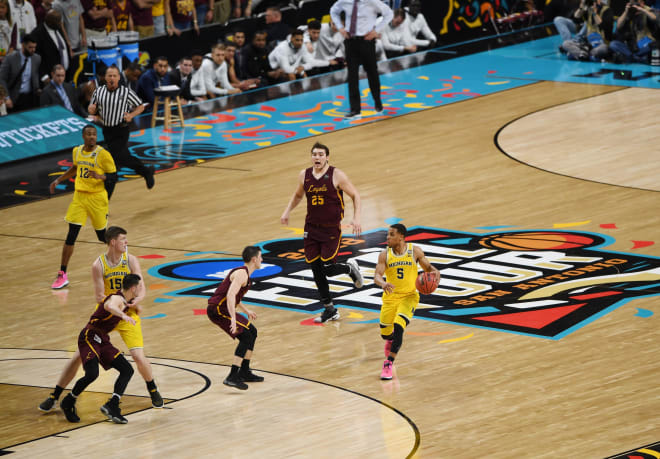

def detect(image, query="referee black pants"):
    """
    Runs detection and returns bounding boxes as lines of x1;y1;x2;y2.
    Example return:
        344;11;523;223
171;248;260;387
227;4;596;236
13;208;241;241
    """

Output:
102;125;150;178
345;37;382;113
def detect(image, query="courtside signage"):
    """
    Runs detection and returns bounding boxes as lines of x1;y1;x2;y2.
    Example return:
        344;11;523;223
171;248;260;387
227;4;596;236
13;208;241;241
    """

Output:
150;227;660;339
0;106;98;164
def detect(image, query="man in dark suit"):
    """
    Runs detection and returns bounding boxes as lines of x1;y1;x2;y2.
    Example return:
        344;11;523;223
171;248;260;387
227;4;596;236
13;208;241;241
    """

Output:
33;10;72;81
120;62;142;93
40;64;87;117
0;33;41;112
167;56;193;102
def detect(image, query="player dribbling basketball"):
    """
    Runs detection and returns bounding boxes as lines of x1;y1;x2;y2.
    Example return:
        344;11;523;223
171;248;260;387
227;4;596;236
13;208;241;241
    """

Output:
373;224;440;380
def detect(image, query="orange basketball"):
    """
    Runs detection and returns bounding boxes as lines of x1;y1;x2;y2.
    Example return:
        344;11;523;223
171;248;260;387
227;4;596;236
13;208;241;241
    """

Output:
416;271;439;295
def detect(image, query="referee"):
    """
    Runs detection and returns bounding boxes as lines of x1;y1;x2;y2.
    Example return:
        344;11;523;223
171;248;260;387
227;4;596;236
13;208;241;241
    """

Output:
88;65;153;198
330;0;392;119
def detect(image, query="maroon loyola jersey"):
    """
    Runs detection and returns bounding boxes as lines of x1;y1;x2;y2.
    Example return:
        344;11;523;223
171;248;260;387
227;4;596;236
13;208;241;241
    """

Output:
304;166;344;227
85;291;128;333
208;266;252;311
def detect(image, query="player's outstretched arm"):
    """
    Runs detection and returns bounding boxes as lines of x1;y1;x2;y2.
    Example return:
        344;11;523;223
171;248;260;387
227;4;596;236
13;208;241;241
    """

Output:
49;166;76;194
127;254;146;312
373;250;394;294
334;168;361;237
104;296;136;325
414;245;440;275
91;258;106;303
226;269;248;333
280;169;306;225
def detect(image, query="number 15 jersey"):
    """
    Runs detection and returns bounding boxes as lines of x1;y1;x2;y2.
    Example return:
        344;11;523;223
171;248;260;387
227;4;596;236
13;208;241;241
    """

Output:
99;251;131;295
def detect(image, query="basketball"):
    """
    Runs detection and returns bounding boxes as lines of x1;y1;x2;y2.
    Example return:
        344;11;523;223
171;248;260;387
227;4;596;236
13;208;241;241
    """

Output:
416;271;439;295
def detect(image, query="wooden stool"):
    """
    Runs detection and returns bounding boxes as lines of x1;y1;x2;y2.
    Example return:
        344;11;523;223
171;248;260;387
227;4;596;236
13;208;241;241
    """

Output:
151;94;185;130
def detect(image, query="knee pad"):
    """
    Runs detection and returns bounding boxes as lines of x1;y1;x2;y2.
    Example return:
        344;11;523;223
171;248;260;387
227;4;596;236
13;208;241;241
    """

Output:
391;323;404;354
82;358;100;382
112;354;134;375
235;338;249;358
65;224;82;246
248;324;258;339
380;322;394;339
95;229;106;243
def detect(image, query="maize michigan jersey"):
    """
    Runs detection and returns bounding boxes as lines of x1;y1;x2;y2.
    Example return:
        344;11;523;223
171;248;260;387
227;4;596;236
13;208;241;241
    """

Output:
73;145;116;193
99;251;131;294
384;243;418;297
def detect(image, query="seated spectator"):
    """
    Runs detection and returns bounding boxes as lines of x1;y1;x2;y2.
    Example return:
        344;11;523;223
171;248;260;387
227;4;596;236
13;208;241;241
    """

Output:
188;48;206;99
561;0;613;61
0;0;18;61
136;55;170;108
243;29;282;86
0;83;8;114
112;0;135;31
131;0;155;38
232;0;251;18
405;0;436;47
554;0;586;49
382;8;424;58
40;64;87;116
228;28;247;77
224;41;258;90
302;20;343;74
0;33;40;112
10;0;37;46
609;1;658;63
81;0;116;43
264;6;288;47
34;9;71;79
169;55;194;101
268;29;330;81
201;42;240;98
120;60;141;91
52;0;85;52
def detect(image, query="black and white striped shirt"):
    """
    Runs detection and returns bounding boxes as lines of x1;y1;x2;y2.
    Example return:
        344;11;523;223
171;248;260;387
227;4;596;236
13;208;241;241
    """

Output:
90;85;142;128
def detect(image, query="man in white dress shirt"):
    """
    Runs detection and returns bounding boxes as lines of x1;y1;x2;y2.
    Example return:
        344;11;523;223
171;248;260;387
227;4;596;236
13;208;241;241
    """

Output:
330;0;392;119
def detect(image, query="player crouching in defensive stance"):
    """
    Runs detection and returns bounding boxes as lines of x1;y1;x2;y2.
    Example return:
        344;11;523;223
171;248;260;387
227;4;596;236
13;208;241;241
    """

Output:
60;274;141;424
373;224;440;380
207;246;264;390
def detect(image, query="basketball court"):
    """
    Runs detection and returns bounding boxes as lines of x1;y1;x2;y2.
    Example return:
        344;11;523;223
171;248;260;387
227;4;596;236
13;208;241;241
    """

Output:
1;29;659;458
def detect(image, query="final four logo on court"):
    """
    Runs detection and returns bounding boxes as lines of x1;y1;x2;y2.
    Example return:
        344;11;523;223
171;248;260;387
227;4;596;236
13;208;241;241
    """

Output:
149;227;660;339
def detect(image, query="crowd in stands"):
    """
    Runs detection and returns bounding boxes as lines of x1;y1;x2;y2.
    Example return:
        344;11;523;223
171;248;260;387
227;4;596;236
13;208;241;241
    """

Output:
553;0;659;63
0;0;437;117
0;0;657;118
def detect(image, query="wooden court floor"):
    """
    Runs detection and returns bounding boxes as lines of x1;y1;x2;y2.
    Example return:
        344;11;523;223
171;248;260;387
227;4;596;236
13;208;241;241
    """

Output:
1;81;659;458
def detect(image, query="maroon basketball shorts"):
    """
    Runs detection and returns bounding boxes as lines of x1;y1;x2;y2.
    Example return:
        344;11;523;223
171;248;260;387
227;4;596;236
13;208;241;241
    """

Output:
207;303;250;338
78;327;122;370
304;224;341;263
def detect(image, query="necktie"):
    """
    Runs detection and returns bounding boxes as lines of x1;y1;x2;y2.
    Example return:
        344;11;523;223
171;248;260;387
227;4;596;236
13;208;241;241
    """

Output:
57;83;74;112
55;32;67;70
349;0;359;37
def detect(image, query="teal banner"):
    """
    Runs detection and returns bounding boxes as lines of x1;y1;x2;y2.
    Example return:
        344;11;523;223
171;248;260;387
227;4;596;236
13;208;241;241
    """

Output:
0;106;103;164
